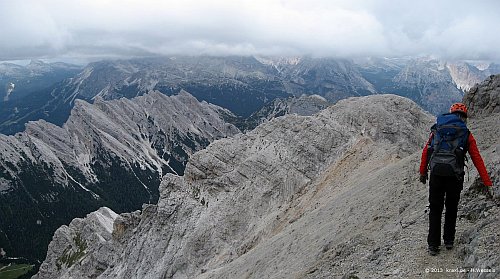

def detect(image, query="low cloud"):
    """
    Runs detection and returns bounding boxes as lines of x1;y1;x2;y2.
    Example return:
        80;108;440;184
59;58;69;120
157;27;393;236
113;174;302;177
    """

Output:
1;0;499;62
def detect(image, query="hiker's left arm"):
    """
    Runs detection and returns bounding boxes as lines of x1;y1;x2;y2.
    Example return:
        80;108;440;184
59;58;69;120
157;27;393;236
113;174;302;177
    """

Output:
468;133;493;187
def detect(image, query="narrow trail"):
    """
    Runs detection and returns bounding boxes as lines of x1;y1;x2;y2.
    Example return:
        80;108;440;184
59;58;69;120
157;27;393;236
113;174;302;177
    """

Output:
398;205;467;278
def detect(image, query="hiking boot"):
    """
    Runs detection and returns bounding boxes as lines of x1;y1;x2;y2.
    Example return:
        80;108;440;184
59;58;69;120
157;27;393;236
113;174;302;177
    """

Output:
444;242;454;250
428;246;439;256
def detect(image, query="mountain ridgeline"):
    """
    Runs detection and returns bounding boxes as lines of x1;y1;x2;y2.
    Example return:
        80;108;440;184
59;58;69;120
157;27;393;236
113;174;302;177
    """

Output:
1;56;499;277
236;94;331;131
0;91;238;263
2;56;499;135
34;74;500;279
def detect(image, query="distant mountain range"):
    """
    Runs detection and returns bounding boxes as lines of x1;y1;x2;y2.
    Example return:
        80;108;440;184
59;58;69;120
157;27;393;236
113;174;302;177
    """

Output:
0;60;81;102
354;57;500;115
241;94;331;131
2;56;499;135
1;56;499;272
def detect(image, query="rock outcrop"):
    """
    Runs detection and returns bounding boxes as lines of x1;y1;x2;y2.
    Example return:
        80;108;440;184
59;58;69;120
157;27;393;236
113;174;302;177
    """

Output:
0;90;238;263
457;74;500;278
463;74;500;118
35;76;500;278
35;94;434;278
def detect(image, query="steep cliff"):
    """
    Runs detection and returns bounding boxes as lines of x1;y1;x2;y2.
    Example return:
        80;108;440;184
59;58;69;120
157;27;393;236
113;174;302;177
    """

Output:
463;74;500;118
0;90;238;263
35;94;431;278
35;76;499;278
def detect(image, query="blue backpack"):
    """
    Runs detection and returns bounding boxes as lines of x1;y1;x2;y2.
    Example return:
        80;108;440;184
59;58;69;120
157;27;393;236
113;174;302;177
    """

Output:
429;113;469;177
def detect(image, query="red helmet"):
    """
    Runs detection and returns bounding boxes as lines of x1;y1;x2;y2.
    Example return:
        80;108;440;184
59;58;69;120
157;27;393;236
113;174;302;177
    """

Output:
450;102;468;117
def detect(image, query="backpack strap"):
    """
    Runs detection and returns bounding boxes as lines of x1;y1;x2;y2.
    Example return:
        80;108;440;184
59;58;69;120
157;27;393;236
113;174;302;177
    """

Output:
462;129;470;152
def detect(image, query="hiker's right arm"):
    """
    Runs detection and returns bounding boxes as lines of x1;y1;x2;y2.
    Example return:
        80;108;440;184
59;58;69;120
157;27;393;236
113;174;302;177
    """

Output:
467;133;493;187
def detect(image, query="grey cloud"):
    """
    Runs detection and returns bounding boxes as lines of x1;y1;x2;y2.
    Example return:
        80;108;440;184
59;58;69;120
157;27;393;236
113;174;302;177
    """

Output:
0;0;499;62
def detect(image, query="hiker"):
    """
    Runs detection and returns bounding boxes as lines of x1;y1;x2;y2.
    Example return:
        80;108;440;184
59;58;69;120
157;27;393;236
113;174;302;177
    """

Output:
418;102;493;256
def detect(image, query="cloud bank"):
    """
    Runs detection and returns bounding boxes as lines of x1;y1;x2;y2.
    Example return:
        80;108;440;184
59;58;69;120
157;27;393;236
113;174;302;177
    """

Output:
1;0;499;62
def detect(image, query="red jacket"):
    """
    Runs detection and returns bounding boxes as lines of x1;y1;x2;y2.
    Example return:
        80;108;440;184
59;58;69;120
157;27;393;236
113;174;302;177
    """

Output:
419;132;493;186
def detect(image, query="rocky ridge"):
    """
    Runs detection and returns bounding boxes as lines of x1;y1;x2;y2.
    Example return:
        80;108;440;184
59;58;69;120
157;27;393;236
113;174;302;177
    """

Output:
36;74;500;278
241;94;331;130
4;56;500;135
0;90;238;262
463;74;500;118
36;93;438;278
1;56;372;134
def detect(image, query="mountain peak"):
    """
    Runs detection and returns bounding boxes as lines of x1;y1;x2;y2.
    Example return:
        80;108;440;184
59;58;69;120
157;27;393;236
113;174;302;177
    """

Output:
34;94;435;278
0;90;240;265
464;74;500;118
28;59;47;66
32;84;500;278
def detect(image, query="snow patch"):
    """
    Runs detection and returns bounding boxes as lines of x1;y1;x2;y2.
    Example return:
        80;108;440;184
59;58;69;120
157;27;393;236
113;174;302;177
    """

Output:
64;168;100;199
4;82;14;101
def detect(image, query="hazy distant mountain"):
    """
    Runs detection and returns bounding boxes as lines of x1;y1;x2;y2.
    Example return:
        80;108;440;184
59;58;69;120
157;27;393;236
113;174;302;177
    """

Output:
0;56;374;134
241;94;331;130
482;63;500;76
446;61;485;91
390;59;463;115
355;57;500;115
256;56;377;101
0;60;81;101
2;56;499;135
0;90;238;264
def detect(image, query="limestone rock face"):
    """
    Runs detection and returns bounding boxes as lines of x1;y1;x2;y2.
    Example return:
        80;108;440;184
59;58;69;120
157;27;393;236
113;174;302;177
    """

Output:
457;75;500;278
35;84;500;278
35;94;435;278
0;90;238;263
35;207;119;279
446;62;486;92
463;74;500;118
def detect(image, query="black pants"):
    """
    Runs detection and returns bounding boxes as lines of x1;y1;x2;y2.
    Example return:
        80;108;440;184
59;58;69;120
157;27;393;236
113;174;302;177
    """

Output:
427;174;463;247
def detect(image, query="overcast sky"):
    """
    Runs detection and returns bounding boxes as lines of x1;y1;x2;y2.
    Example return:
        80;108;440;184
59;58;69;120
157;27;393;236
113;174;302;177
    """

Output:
1;0;499;63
